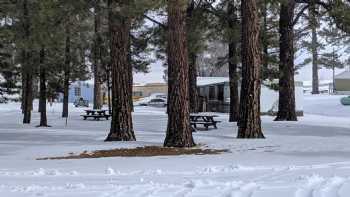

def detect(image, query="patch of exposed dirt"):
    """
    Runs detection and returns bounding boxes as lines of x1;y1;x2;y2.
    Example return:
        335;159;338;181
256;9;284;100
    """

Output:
37;146;228;160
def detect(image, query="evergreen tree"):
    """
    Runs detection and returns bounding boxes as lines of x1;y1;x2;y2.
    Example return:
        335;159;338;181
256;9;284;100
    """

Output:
186;0;211;113
310;1;320;94
259;0;280;81
227;0;240;122
20;0;34;124
92;0;104;110
105;0;136;141
164;0;195;147
275;0;298;121
0;10;19;101
320;48;344;90
237;0;265;138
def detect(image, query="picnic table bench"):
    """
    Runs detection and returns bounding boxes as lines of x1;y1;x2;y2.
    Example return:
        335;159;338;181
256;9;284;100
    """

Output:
81;109;111;121
190;114;221;130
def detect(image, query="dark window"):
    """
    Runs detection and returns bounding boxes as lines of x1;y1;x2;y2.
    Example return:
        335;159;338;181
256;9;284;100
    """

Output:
74;87;81;96
209;86;216;100
218;84;224;101
150;99;165;103
133;91;143;97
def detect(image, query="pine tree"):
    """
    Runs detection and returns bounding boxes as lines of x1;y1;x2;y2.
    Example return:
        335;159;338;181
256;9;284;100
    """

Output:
55;0;91;118
320;48;344;91
20;0;34;124
105;0;136;141
164;0;195;147
310;0;320;94
237;0;264;138
227;0;240;122
0;11;19;101
92;0;103;110
62;24;71;118
37;47;49;127
259;0;280;81
186;0;211;113
275;0;297;121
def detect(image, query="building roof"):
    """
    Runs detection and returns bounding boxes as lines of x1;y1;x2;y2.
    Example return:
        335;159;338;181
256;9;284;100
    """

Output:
335;71;350;79
197;77;229;86
133;82;167;87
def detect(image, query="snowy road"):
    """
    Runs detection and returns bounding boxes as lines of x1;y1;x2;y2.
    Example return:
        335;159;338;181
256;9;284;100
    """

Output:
1;95;350;196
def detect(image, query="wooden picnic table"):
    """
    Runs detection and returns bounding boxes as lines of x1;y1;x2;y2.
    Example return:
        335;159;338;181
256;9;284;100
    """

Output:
85;109;108;116
190;113;221;130
82;109;111;121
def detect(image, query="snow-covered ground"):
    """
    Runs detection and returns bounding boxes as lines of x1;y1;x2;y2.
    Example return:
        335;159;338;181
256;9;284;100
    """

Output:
1;95;350;196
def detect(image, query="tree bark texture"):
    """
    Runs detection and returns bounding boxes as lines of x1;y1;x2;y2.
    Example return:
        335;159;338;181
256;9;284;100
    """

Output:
262;0;269;80
275;1;297;121
237;0;264;138
22;71;33;124
187;1;199;113
107;65;112;114
21;68;25;114
105;0;136;142
22;0;33;124
228;1;240;122
189;53;199;113
164;0;195;147
38;48;48;127
62;25;70;118
310;1;319;94
127;42;134;112
93;1;103;109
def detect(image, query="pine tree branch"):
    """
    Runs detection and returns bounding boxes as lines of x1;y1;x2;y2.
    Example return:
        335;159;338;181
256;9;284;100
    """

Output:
293;5;310;26
143;14;167;29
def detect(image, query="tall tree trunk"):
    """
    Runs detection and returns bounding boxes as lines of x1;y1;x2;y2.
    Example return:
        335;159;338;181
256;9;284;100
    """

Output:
332;66;335;93
275;1;297;121
38;48;48;127
237;0;264;138
310;1;319;94
332;49;336;93
128;43;134;112
107;65;112;114
189;53;199;113
228;1;240;122
62;25;70;118
105;0;136;141
262;0;269;80
23;71;33;124
22;0;32;124
93;0;103;110
187;1;199;113
21;68;25;114
164;0;195;147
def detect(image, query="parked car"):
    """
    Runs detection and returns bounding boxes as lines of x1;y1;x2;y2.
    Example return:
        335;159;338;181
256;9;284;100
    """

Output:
147;98;167;107
341;96;350;106
136;93;167;106
155;94;167;100
74;97;89;107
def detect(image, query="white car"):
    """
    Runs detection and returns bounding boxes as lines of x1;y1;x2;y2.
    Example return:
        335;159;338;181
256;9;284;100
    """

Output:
147;98;167;107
